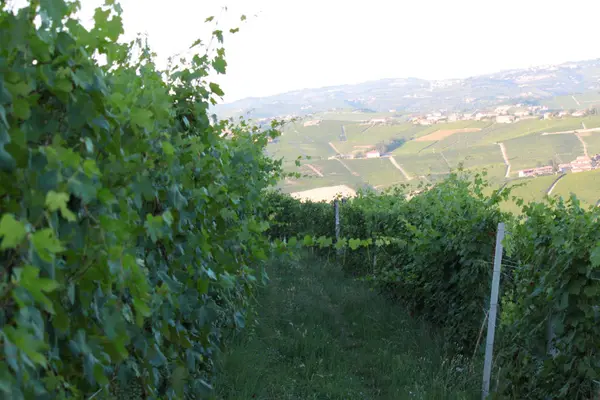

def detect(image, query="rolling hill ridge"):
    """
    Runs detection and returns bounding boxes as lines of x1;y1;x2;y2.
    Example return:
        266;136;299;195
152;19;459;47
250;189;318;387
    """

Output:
215;58;600;120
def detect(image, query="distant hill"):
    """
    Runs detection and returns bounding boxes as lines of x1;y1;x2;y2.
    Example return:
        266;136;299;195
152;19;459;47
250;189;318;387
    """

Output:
214;58;600;119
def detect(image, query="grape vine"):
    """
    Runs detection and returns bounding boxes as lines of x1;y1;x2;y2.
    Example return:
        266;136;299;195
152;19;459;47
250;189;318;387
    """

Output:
267;171;600;398
0;1;281;398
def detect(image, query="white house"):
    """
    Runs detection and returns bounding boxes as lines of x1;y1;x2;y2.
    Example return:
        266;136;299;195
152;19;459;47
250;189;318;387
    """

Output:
571;156;593;173
303;119;321;127
365;150;381;159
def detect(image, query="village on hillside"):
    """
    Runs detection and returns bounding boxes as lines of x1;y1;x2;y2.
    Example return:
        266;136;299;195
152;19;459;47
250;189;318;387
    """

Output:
408;105;600;178
518;154;600;177
410;104;594;126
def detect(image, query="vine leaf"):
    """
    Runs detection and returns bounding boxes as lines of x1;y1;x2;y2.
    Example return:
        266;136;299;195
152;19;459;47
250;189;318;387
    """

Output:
14;265;60;313
590;244;600;267
0;214;27;250
45;191;76;222
31;229;65;262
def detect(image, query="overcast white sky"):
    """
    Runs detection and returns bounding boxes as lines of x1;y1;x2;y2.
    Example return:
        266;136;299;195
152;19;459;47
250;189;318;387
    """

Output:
17;0;600;101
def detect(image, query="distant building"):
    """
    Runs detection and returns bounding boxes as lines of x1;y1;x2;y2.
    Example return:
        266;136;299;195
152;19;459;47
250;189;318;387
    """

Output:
365;150;381;159
572;110;587;117
475;112;498;121
496;115;516;124
518;115;538;121
558;163;572;173
303;119;321;127
571;156;593;173
518;165;554;178
448;113;459;122
544;112;553;120
514;110;531;117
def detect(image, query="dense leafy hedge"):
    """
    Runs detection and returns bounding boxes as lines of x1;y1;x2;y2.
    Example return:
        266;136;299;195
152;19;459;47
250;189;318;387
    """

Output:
269;173;509;348
267;173;600;398
264;191;334;240
0;1;280;398
498;197;600;398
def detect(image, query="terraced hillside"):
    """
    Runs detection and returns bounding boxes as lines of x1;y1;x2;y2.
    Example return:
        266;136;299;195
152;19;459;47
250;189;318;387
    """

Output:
271;113;600;207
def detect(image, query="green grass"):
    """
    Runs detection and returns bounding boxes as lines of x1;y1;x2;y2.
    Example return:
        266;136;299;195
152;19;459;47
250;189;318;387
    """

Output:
298;120;349;143
552;169;600;207
278;159;365;193
412;120;492;140
477;117;600;145
272;115;600;203
304;159;352;176
333;123;416;154
269;142;333;160
420;131;489;154
442;144;504;170
395;152;451;178
506;175;558;199
500;175;560;214
581;133;600;156
503;132;582;172
469;163;508;184
216;255;479;399
268;120;353;161
345;158;406;187
392;139;437;156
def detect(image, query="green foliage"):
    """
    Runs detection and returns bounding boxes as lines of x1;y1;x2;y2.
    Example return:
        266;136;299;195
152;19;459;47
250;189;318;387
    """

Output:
264;192;334;240
267;170;600;398
217;254;480;399
498;196;600;398
0;1;281;398
0;214;27;249
268;171;511;348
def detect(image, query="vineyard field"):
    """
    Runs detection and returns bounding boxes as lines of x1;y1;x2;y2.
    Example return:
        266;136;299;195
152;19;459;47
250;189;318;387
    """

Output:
552;169;600;206
503;132;583;172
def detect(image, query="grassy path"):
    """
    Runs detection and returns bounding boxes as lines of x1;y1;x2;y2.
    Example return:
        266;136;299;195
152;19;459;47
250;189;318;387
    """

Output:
389;155;413;181
216;256;478;399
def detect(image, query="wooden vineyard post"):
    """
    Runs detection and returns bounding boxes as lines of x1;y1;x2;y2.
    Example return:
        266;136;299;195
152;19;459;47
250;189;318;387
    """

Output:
482;222;505;399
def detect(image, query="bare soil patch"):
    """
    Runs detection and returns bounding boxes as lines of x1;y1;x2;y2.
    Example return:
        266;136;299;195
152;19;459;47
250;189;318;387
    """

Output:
291;185;357;202
415;128;481;142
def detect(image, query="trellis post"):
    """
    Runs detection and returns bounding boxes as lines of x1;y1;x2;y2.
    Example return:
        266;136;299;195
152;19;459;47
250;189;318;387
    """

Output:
482;222;505;399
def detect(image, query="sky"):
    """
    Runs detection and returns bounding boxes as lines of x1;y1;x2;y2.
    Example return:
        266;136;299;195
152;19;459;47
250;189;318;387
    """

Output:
12;0;600;102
